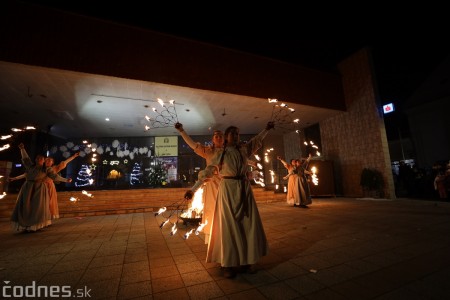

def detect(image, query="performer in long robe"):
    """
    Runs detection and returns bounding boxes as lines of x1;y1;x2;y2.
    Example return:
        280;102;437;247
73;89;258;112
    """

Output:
296;154;313;208
175;123;223;244
44;152;79;219
10;143;71;232
277;156;301;206
206;122;274;278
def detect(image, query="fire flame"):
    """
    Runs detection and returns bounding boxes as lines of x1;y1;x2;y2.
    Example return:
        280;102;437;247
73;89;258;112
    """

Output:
184;229;194;239
69;196;79;202
311;166;319;185
195;220;208;235
160;219;169;229
170;222;177;236
154;207;167;216
82;190;94;198
0;144;10;151
180;188;204;219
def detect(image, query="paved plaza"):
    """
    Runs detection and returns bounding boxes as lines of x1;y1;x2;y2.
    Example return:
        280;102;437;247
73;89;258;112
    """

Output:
1;197;450;299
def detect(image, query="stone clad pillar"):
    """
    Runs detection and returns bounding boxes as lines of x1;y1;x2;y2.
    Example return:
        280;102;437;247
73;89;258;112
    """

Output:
320;48;396;199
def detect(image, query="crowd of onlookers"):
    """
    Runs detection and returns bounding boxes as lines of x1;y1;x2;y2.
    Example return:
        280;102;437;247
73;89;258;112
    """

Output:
393;160;450;200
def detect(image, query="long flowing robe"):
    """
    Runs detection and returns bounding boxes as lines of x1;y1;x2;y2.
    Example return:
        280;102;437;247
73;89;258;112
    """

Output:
280;161;300;205
194;145;221;243
45;176;59;220
46;160;71;220
298;159;312;206
206;129;269;267
11;149;68;231
180;130;221;244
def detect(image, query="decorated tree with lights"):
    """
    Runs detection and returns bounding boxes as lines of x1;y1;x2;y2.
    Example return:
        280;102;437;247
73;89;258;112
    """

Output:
75;164;94;187
130;162;143;185
146;162;167;187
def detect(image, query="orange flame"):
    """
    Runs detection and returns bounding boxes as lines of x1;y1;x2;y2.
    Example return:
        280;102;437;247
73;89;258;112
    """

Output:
181;188;204;218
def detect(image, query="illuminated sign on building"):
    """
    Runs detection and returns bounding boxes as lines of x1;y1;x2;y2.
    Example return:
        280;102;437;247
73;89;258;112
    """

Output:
155;136;178;156
383;103;395;114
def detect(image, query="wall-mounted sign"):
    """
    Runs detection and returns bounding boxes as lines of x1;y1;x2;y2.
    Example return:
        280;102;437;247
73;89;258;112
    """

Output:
383;103;395;114
155;136;178;156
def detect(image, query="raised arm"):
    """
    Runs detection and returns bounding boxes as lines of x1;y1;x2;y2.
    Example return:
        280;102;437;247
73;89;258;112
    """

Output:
54;152;80;173
277;156;289;168
18;143;33;169
175;122;199;150
63;151;80;165
245;121;275;155
303;153;312;168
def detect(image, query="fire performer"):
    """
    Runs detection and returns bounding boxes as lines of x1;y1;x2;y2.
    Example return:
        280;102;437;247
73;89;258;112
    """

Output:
175;122;224;244
11;143;72;232
206;121;274;278
44;152;79;219
296;153;313;208
277;156;301;207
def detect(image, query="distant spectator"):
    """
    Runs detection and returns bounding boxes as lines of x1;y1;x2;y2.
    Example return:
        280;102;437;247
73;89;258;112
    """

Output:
434;171;447;199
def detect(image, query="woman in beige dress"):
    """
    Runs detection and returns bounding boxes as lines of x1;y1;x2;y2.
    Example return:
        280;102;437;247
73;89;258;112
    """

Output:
44;152;79;219
206;122;273;278
175;122;223;244
277;156;300;206
11;143;72;232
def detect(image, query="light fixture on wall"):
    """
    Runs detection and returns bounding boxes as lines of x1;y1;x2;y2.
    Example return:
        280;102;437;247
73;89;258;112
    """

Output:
222;108;227;117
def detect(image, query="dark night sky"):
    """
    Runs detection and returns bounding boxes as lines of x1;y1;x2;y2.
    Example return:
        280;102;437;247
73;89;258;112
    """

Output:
20;1;450;140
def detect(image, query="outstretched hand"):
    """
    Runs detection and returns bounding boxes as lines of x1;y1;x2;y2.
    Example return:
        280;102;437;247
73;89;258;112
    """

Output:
276;156;282;160
266;121;275;130
175;122;183;131
184;190;193;200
